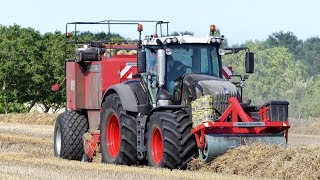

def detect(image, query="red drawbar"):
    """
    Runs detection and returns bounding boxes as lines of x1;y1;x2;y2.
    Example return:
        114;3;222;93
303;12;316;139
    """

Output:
191;97;290;150
106;113;120;158
218;97;254;122
151;127;163;165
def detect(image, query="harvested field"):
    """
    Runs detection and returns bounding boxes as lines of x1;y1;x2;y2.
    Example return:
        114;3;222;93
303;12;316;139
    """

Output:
0;113;57;125
0;152;250;180
0;122;53;138
0;133;52;157
290;118;320;135
190;145;320;180
0;113;319;179
289;133;320;146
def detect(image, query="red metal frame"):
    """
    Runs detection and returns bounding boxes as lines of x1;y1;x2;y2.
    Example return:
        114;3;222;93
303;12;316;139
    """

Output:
83;132;100;160
191;97;290;150
258;106;269;122
66;43;138;111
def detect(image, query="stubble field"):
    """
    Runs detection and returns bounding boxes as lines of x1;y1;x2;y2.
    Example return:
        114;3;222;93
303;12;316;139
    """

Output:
0;113;319;179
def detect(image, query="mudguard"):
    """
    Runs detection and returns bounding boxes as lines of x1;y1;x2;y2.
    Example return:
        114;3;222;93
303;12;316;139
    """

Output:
146;105;186;121
102;83;138;112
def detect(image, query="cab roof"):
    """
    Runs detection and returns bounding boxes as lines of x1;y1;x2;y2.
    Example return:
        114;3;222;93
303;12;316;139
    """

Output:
142;35;224;46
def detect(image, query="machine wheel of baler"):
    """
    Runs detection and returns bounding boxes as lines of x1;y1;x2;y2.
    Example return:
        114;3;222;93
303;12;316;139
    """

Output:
54;111;89;160
198;135;216;162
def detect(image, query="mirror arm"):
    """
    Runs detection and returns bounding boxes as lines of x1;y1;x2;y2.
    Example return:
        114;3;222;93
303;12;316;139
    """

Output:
224;47;249;54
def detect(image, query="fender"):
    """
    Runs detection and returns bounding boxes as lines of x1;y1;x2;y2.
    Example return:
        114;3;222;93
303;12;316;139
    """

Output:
146;105;186;122
102;83;138;112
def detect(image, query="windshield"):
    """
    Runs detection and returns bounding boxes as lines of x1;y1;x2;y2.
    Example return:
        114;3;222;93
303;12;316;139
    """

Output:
166;44;220;92
145;44;220;93
167;44;219;76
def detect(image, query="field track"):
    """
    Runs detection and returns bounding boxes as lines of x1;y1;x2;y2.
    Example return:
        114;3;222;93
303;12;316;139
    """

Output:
0;114;319;179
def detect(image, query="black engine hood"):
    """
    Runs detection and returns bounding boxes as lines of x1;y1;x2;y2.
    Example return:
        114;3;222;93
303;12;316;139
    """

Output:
181;74;225;101
183;74;223;83
180;74;236;105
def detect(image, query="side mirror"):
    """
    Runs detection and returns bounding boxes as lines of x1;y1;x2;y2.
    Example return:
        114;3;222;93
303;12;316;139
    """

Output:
245;52;254;73
137;50;146;73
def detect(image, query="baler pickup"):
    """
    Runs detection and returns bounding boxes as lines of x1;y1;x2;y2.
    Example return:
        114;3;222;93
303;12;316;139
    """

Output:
191;97;290;162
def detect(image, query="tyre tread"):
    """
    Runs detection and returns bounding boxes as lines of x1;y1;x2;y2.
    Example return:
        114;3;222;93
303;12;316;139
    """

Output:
54;110;89;160
147;110;198;169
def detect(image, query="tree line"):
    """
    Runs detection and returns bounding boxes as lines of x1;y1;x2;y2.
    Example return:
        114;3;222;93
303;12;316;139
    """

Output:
0;24;124;113
0;24;319;117
224;31;320;117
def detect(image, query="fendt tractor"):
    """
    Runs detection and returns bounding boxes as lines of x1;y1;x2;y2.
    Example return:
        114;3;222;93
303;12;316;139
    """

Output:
53;20;290;169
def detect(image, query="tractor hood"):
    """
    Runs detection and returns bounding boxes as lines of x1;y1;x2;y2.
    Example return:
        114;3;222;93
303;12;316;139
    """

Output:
198;78;237;97
182;74;237;113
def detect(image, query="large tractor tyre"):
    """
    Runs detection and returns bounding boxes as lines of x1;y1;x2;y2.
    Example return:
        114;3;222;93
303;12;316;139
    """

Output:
54;110;89;160
146;110;198;169
100;94;138;165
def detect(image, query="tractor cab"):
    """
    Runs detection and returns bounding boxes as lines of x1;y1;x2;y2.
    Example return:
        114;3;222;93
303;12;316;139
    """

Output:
137;25;254;111
139;34;225;107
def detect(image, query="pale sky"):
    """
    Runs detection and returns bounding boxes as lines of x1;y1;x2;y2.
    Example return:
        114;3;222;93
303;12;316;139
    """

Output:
1;0;319;45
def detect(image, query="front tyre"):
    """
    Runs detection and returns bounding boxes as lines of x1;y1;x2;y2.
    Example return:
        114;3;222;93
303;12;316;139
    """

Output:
54;111;89;160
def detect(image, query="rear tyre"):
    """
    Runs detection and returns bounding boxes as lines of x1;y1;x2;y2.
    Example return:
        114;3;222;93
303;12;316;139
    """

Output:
100;94;138;165
54;111;89;160
146;110;198;169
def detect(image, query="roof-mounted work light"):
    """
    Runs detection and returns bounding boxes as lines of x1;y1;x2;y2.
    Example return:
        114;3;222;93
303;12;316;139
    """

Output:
137;24;143;32
210;25;216;36
66;32;71;38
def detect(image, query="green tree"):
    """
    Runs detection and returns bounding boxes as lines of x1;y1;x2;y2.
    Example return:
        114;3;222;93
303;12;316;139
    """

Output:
77;31;124;42
299;76;320;117
297;37;320;77
38;31;67;112
0;24;43;113
266;31;302;58
223;40;307;116
0;25;67;113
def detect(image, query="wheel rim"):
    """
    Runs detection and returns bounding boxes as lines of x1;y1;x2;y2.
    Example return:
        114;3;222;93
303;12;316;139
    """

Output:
151;127;163;164
55;125;61;156
106;113;120;158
